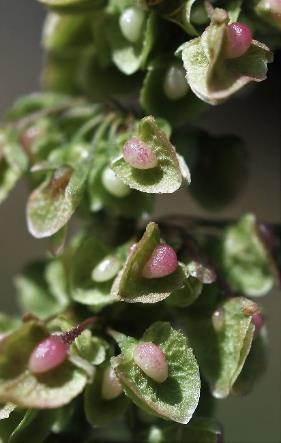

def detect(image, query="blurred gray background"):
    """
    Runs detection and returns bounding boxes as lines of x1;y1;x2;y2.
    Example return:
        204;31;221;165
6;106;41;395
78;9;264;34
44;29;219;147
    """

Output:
0;1;280;442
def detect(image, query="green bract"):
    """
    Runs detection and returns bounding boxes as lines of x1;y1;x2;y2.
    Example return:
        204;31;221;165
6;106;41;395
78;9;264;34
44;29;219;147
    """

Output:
184;297;257;398
0;321;88;408
84;364;129;426
70;236;118;309
111;322;200;424
107;12;156;75
15;261;69;319
181;8;273;104
112;117;190;194
112;222;186;303
167;276;203;308
219;214;274;296
27;159;89;238
140;58;207;126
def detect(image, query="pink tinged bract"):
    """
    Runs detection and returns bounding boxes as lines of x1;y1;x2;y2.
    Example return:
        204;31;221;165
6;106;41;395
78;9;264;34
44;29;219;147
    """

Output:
133;342;168;383
224;22;253;59
28;335;68;374
142;243;178;279
123;138;158;170
101;366;123;400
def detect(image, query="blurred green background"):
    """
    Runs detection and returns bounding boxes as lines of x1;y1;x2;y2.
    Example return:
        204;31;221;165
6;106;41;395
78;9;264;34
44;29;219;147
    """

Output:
0;1;280;442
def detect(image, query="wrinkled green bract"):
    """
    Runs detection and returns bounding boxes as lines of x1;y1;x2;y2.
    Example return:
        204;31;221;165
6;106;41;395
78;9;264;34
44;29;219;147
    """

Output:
112;116;190;194
0;321;88;409
112;222;186;303
220;214;274;296
111;322;200;424
184;297;257;398
181;9;273;104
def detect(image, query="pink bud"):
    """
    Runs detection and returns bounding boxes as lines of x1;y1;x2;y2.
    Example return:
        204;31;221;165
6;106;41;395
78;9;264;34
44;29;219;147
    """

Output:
28;335;68;374
252;312;264;338
224;22;252;59
101;366;123;400
269;0;281;14
123;137;158;170
142;244;178;279
133;342;168;383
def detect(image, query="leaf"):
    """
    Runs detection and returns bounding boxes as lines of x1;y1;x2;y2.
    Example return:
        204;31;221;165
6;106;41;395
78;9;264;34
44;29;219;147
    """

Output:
84;364;129;426
181;9;273;104
226;0;243;23
183;297;257;398
107;13;156;75
219;214;274;296
0;321;88;408
70;236;116;309
27;161;89;238
140;58;207;126
112;117;189;194
111;322;200;424
111;222;186;303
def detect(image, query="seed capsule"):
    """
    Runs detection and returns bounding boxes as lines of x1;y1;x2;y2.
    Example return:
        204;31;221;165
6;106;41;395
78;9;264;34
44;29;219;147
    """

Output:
102;167;131;198
133;342;168;383
101;366;123;400
28;335;68;374
123;138;158;170
119;7;146;43
163;65;189;101
142;244;178;279
224;22;252;59
91;255;120;283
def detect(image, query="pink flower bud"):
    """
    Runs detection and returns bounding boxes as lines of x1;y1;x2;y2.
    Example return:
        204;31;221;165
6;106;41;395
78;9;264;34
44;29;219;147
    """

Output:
142;244;178;279
133;342;168;383
101;366;123;400
224;22;252;59
252;312;264;338
123;137;158;170
269;0;281;14
28;335;68;374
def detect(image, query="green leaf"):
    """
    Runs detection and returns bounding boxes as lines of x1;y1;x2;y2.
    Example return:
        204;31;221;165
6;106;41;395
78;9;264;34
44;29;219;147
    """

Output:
219;214;274;296
140;58;207;126
0;321;88;408
27;160;89;238
183;297;257;398
84;364;129;426
112;322;200;424
70;236;116;309
112;222;186;303
107;12;156;75
181;9;273;104
0;315;19;335
112;117;189;194
226;0;243;23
